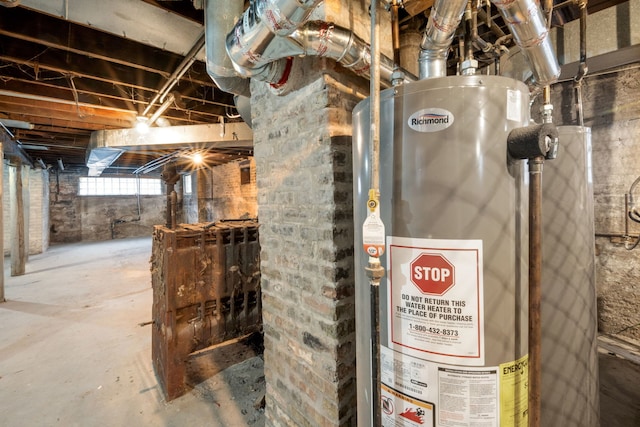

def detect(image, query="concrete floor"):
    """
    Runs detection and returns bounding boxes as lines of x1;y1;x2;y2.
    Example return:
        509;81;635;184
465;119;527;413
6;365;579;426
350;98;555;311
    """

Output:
0;237;264;427
1;237;639;426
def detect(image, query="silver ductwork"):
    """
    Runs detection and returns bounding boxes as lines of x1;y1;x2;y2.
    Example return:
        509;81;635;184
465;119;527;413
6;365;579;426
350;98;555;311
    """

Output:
418;0;467;79
216;0;414;91
205;0;251;97
493;0;560;86
289;21;414;87
225;0;323;82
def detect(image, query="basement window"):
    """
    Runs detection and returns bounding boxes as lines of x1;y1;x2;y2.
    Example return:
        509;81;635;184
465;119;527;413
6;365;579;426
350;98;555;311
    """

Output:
240;161;251;185
183;174;192;194
79;176;162;196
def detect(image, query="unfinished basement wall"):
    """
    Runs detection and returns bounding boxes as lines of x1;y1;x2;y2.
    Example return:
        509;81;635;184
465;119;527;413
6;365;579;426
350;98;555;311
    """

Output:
252;56;368;425
49;169;166;243
2;159;8;256
547;64;640;342
185;158;257;223
3;163;49;256
27;167;49;254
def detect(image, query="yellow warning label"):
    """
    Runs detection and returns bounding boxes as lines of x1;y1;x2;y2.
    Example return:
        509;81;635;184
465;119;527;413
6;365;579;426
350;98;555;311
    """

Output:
499;354;529;427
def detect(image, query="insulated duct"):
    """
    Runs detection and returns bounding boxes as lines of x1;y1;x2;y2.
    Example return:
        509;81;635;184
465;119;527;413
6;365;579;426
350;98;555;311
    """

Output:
418;0;467;79
493;0;560;86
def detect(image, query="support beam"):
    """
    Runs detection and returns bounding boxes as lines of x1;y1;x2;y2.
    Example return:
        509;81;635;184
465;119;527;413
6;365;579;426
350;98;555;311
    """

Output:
10;161;25;276
0;143;4;302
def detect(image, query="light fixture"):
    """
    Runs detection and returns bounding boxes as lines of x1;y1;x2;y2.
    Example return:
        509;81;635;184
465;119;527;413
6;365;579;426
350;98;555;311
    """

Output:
191;152;204;165
135;116;150;134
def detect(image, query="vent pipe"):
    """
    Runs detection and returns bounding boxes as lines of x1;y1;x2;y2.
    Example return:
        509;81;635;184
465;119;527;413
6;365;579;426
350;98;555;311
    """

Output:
493;0;560;86
418;0;468;79
204;0;251;97
289;21;415;87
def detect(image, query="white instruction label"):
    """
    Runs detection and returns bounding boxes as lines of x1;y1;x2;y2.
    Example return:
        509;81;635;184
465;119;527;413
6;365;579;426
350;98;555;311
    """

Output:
387;237;484;365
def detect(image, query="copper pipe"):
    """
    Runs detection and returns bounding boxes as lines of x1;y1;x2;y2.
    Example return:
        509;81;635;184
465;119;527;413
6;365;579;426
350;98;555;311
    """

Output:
391;0;401;64
528;156;544;427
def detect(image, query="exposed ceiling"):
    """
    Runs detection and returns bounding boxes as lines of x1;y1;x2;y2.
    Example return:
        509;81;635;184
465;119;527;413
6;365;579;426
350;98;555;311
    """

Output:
0;0;628;174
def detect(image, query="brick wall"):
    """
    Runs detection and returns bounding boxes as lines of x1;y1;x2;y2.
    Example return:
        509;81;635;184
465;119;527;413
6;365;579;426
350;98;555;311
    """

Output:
2;160;8;256
545;64;640;341
49;169;167;243
190;158;257;223
27;167;49;254
3;164;49;256
252;57;367;426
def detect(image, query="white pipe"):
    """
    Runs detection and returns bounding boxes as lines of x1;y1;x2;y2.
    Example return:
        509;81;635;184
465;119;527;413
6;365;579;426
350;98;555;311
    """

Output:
0;119;34;130
142;32;205;117
418;0;468;79
493;0;560;86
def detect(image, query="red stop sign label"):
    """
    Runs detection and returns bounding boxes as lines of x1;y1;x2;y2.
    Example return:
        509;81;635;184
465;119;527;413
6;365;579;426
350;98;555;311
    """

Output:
410;253;455;295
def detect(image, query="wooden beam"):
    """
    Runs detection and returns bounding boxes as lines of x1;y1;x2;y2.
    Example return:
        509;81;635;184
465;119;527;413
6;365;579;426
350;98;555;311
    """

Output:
10;161;25;276
0;97;137;129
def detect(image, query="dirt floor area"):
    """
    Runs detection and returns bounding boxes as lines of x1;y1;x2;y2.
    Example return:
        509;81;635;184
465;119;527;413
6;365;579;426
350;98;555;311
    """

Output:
1;237;640;426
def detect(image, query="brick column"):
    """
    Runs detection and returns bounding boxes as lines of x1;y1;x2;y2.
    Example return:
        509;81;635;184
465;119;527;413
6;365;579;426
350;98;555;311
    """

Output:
252;59;366;425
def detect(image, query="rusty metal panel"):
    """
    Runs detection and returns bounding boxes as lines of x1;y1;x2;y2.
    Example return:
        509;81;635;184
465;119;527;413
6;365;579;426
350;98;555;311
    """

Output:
150;220;261;400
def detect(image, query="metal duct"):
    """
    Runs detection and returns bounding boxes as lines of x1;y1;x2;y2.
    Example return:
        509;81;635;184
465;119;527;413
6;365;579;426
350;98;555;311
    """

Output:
418;0;467;79
493;0;560;87
204;0;251;97
289;21;415;87
225;0;322;82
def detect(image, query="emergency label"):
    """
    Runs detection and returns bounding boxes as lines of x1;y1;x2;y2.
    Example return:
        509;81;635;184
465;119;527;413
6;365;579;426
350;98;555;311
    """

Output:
387;237;484;365
499;355;529;426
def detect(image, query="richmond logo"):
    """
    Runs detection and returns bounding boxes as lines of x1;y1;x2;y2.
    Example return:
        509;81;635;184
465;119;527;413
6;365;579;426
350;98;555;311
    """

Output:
408;108;454;132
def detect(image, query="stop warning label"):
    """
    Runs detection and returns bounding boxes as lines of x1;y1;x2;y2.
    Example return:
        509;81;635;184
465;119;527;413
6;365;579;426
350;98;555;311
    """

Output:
388;237;485;366
410;253;455;295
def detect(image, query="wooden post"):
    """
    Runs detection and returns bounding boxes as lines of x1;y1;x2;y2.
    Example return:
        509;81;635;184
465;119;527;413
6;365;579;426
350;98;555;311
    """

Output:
0;143;5;302
10;161;25;276
22;164;30;263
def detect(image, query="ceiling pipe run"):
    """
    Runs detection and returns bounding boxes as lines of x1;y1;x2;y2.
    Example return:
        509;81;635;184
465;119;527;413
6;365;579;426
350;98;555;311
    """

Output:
493;0;561;87
142;32;205;117
418;0;468;79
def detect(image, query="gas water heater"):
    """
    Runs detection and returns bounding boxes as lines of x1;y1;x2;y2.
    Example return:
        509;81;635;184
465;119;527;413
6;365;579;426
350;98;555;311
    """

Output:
354;74;530;426
353;76;598;426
